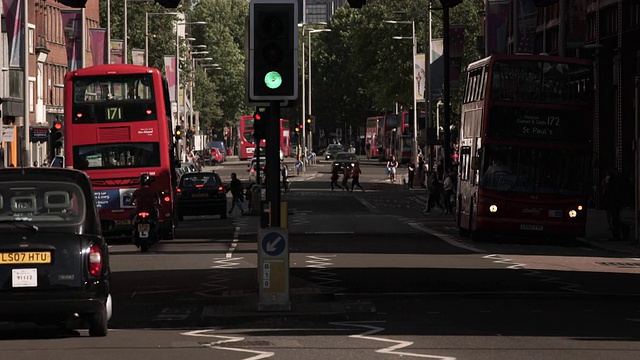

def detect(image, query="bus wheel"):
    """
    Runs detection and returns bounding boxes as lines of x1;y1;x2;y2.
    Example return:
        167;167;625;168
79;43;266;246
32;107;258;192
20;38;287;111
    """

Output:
471;230;485;242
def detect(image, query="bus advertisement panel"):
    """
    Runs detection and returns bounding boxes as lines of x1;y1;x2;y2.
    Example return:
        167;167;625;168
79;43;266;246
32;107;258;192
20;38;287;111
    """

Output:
455;54;593;241
63;64;177;239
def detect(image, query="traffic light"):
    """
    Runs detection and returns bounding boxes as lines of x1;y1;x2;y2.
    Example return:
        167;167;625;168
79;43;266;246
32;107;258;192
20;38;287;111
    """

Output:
249;0;298;100
155;0;181;8
211;126;215;136
306;114;315;132
50;121;64;153
54;0;88;7
347;0;366;8
174;125;183;141
439;0;463;7
253;107;271;140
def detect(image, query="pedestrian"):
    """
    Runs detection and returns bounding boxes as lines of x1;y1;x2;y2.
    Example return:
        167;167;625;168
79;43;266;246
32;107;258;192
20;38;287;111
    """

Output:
281;163;289;192
244;184;253;212
407;160;415;189
442;170;456;215
601;168;623;241
386;155;398;182
341;166;351;191
330;166;342;191
227;172;245;215
418;157;426;188
351;162;364;191
423;171;444;214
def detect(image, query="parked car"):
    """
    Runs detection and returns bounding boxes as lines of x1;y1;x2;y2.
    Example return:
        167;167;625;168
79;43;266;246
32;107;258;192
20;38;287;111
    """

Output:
248;156;267;185
175;172;227;220
0;167;112;336
332;152;359;172
180;162;199;173
208;147;225;165
325;144;345;160
207;141;228;161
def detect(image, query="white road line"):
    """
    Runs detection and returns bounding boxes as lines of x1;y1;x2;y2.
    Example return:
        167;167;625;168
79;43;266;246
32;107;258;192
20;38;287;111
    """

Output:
181;329;274;359
227;227;240;258
357;197;377;211
331;321;456;359
407;222;484;253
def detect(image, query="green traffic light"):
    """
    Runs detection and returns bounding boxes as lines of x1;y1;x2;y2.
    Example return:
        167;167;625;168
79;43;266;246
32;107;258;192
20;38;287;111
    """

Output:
264;71;282;89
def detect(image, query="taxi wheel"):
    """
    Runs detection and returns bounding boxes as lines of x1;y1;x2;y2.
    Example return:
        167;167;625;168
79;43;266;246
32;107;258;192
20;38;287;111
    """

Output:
220;211;227;220
88;304;108;337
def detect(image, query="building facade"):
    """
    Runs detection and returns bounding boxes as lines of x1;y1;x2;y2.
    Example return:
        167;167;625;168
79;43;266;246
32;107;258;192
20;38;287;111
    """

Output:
1;0;100;167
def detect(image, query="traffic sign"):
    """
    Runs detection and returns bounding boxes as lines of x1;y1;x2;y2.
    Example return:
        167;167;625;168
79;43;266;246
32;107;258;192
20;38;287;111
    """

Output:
261;231;286;256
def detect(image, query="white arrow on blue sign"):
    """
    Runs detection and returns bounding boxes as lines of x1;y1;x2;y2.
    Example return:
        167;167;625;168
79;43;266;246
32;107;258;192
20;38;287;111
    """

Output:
262;232;286;257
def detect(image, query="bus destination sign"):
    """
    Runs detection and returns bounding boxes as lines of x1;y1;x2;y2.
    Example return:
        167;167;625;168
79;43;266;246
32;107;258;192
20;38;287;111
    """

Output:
488;107;590;143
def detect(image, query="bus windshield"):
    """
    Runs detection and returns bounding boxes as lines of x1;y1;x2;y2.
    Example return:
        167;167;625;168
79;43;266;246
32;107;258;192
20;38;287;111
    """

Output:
491;60;591;105
72;74;156;124
73;142;161;170
480;145;588;196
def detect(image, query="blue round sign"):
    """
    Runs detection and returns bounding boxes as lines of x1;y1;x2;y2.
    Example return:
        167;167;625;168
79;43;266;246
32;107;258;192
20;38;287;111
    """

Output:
262;232;286;257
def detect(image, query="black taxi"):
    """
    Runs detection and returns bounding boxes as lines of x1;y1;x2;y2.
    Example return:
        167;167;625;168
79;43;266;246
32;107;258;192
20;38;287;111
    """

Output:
0;168;112;336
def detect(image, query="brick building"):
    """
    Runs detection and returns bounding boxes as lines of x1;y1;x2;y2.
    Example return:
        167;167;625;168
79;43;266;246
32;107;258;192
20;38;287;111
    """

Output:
1;0;100;167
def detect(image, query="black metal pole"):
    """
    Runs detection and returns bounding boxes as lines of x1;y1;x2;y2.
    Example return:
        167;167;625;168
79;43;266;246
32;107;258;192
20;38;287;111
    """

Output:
267;101;281;228
442;5;452;174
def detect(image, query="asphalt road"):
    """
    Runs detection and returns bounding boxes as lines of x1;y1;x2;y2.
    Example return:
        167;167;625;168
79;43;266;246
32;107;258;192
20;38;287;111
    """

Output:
2;158;640;359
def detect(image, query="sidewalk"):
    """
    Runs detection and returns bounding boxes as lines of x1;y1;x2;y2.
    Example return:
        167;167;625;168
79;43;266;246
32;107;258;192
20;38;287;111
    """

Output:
581;208;640;256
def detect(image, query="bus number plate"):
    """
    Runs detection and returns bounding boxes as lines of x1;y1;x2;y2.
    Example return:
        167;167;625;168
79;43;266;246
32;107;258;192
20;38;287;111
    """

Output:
520;224;544;231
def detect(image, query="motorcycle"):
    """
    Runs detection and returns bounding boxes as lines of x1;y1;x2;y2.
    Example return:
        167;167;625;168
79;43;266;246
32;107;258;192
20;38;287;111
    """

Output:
132;210;159;252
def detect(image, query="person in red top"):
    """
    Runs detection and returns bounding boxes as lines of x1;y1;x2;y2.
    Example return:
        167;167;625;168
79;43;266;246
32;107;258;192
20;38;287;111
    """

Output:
132;174;159;219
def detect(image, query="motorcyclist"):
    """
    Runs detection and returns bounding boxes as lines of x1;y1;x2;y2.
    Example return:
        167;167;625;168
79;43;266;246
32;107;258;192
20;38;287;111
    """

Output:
131;173;160;222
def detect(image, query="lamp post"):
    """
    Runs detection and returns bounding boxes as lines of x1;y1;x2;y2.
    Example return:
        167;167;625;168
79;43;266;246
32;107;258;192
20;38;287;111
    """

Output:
385;20;418;164
190;57;213;134
175;21;207;161
307;28;331;154
145;12;179;67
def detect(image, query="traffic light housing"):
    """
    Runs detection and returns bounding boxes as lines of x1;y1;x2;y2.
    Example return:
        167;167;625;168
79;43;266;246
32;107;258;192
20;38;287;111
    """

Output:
50;121;64;153
306;114;315;132
439;0;463;7
253;108;270;140
54;0;88;7
155;0;181;8
249;0;298;101
347;0;366;8
175;125;183;141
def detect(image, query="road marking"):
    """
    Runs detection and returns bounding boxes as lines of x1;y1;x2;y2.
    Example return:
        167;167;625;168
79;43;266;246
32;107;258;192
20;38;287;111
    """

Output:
357;198;377;211
227;227;240;258
182;329;274;359
331;321;456;359
407;222;484;253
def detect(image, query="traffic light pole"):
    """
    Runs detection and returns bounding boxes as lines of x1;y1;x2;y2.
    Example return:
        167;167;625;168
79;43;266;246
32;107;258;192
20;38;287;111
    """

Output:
266;101;281;227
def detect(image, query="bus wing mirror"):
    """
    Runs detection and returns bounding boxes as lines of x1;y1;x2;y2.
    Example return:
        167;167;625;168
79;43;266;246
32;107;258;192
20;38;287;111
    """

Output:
471;156;480;171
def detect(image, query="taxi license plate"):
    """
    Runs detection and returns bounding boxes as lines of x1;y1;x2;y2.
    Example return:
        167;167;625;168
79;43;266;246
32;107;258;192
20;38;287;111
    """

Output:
115;219;131;226
0;252;51;264
192;193;209;198
520;224;544;231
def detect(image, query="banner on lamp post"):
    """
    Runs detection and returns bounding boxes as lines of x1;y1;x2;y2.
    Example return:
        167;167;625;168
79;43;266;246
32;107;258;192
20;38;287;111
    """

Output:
415;53;426;102
1;0;24;68
132;49;145;66
61;9;84;71
164;55;176;103
110;40;124;64
89;28;107;66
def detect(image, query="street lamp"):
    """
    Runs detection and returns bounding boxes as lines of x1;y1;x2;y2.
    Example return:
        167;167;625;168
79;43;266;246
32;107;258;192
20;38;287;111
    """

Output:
307;28;331;154
385;20;418;164
145;12;179;66
124;0;155;64
190;57;213;131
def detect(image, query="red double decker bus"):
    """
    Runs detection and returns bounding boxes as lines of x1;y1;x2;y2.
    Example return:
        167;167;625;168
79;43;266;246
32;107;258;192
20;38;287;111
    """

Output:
381;113;399;161
365;115;383;159
397;110;427;163
63;64;177;239
238;115;290;160
455;54;593;242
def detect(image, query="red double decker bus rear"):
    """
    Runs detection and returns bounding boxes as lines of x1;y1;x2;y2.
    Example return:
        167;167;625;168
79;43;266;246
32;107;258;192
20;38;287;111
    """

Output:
63;64;177;239
456;54;593;242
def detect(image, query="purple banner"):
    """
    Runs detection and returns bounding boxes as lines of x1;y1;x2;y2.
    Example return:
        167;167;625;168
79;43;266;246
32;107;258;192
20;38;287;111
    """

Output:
449;25;465;90
61;9;83;71
517;0;537;54
486;0;511;55
164;55;176;102
2;0;23;68
89;28;106;66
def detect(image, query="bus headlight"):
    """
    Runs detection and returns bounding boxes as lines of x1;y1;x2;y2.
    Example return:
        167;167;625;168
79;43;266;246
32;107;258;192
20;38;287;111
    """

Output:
489;204;498;213
568;209;577;218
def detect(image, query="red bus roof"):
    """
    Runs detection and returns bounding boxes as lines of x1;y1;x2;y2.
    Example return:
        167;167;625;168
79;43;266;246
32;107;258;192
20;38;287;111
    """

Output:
66;64;162;78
